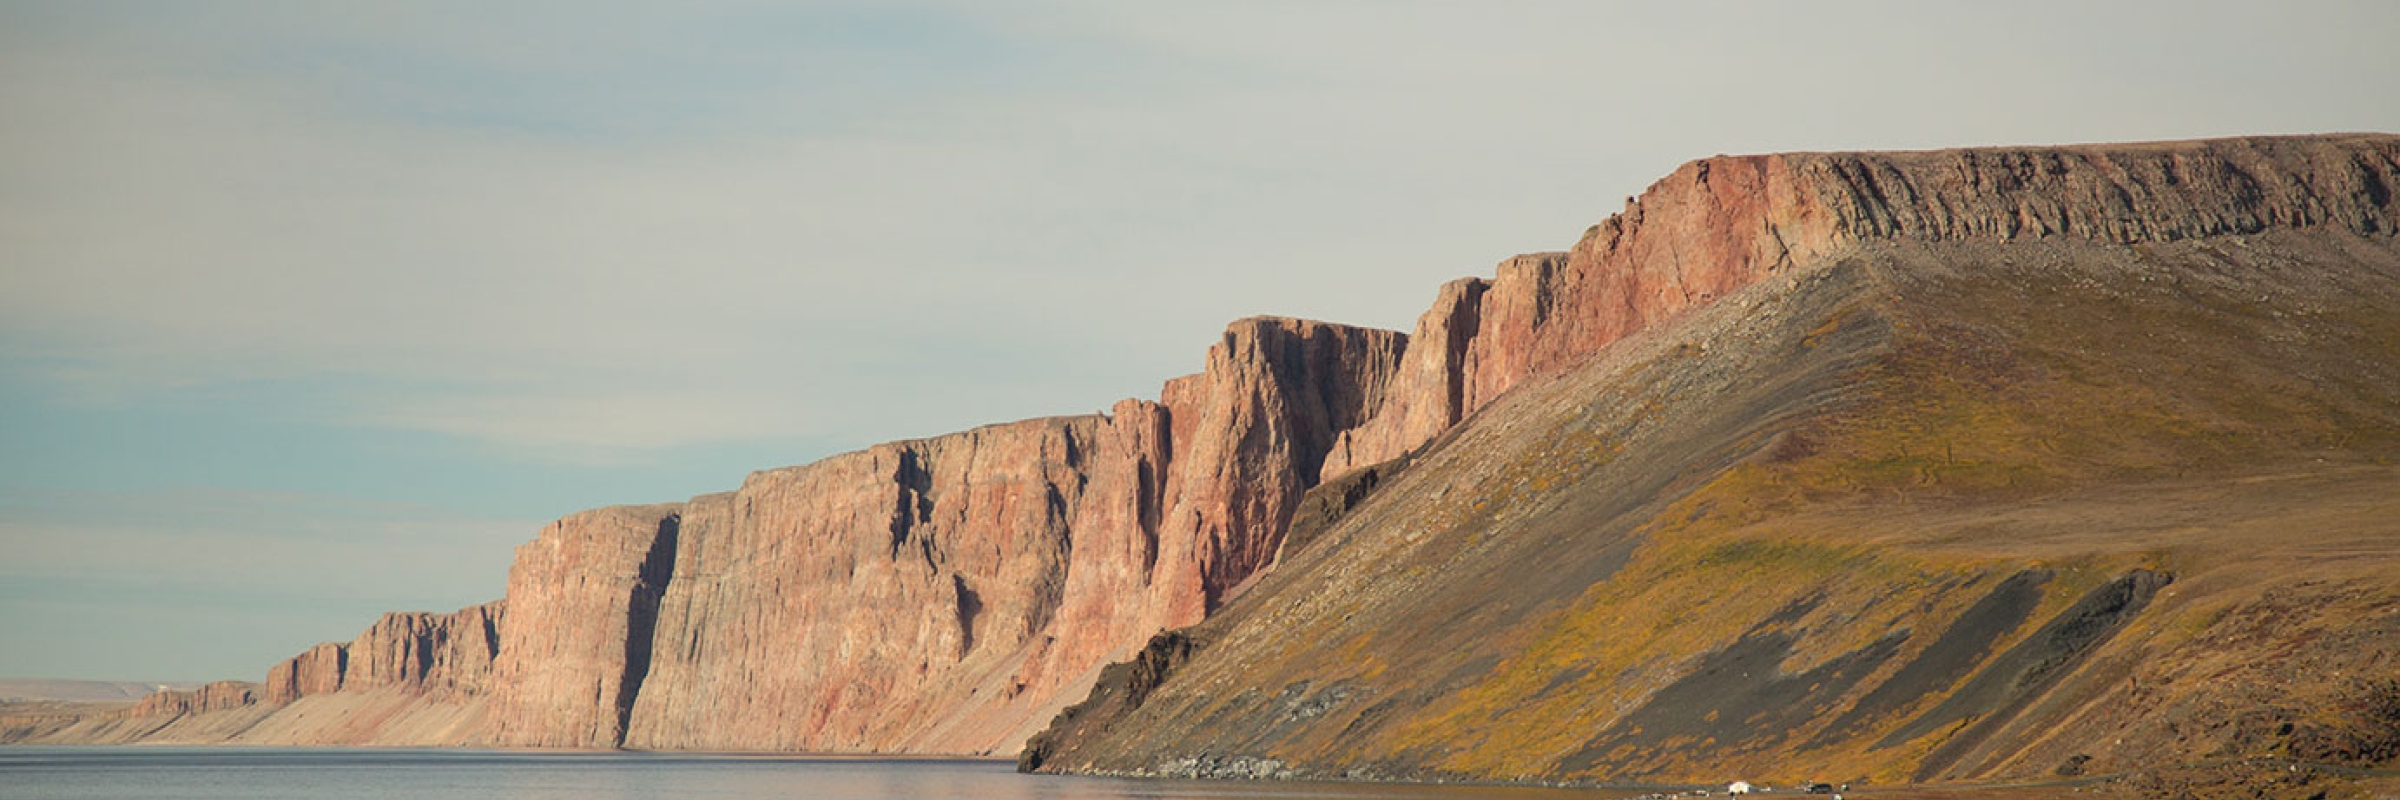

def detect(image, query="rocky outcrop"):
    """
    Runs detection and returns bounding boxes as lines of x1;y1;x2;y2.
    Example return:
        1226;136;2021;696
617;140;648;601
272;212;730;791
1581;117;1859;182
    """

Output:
1327;133;2400;473
1321;275;1499;478
263;641;347;705
1148;318;1407;627
15;600;511;746
125;681;258;718
1019;630;1205;773
261;601;504;707
485;505;680;748
622;413;1167;752
347;602;506;696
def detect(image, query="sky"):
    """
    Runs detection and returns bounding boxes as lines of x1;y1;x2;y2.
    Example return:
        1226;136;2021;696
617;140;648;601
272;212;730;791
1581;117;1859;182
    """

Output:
3;1;2396;684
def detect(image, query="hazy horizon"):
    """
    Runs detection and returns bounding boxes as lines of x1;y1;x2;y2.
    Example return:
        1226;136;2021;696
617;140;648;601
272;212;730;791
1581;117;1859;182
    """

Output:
5;1;2398;683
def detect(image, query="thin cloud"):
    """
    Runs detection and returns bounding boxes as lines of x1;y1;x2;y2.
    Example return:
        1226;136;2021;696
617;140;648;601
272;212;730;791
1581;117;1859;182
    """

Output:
0;486;533;603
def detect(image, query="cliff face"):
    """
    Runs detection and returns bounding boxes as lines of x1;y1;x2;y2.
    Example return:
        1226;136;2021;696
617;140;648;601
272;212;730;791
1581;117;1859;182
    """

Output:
350;603;506;696
485;504;680;747
263;601;506;706
1328;134;2400;474
43;134;2400;778
0;600;507;746
620;415;1167;752
1150;318;1407;626
262;641;346;705
38;315;1408;754
467;315;1406;752
125;681;257;718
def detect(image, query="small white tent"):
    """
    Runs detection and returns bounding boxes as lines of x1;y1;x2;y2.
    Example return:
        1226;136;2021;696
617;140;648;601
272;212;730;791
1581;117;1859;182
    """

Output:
1728;781;1754;795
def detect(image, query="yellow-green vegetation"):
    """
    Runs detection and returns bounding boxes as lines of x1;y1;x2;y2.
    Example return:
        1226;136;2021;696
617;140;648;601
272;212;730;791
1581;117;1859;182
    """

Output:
1466;414;1626;527
1376;433;2169;782
1768;333;2223;498
1375;240;2400;781
1755;239;2400;507
1382;526;1954;777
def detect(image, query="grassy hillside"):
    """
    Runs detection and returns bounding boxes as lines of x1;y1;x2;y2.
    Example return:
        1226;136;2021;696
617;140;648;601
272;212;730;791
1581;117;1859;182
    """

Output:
1025;230;2400;796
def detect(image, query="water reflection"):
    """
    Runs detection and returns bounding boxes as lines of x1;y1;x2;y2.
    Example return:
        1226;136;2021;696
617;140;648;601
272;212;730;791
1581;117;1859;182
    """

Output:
0;748;1648;800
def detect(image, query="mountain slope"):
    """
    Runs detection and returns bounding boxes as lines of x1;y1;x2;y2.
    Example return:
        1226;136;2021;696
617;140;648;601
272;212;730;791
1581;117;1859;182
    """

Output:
1024;139;2400;787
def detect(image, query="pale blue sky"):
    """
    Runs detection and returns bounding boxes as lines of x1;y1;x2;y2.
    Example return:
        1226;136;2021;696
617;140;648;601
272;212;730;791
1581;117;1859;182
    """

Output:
4;1;2396;683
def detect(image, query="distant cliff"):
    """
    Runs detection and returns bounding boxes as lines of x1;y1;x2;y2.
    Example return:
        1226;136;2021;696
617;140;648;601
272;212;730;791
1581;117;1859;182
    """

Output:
4;602;503;745
22;135;2399;785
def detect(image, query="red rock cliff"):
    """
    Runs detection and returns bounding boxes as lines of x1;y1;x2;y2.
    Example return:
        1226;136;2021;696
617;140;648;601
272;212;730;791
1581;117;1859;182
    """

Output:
620;413;1169;752
263;641;347;705
346;603;506;696
89;599;507;741
1326;133;2400;474
107;315;1406;752
259;601;505;708
485;505;680;747
535;316;1407;753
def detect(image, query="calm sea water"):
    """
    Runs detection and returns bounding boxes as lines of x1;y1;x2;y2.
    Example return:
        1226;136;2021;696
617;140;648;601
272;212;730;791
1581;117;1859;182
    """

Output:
0;748;1647;800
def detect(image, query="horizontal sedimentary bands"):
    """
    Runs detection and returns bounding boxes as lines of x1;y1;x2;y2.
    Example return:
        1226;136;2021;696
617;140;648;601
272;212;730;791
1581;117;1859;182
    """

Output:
19;134;2398;788
1325;133;2400;475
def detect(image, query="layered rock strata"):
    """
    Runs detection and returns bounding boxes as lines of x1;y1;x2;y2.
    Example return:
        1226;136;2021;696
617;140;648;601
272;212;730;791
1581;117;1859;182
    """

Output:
54;133;2400;766
600;317;1407;752
125;681;258;718
265;600;507;705
1327;133;2400;473
486;504;681;747
50;316;1409;753
2;600;508;746
347;603;506;696
262;641;346;705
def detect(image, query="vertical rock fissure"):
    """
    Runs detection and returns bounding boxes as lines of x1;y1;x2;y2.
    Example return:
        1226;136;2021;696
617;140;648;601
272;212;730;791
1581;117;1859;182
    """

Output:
1136;457;1161;575
953;574;982;657
2358;154;2394;214
412;623;435;686
1446;280;1487;428
615;513;680;746
480;609;502;664
890;449;934;557
1141;408;1173;576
